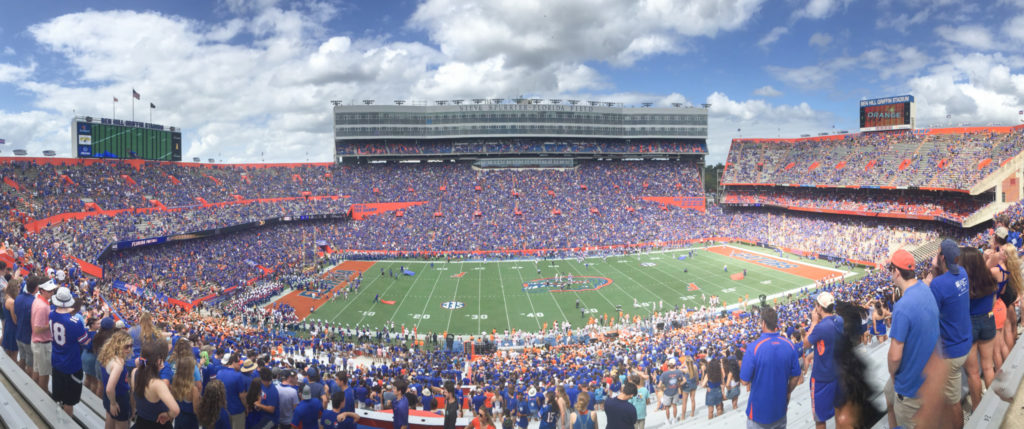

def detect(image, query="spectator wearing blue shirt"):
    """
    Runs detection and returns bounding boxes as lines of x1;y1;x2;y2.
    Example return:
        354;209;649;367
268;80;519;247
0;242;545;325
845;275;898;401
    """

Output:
538;394;558;429
741;306;801;429
252;367;279;429
321;390;360;429
291;384;323;429
14;276;40;380
334;374;357;429
885;249;939;429
927;240;971;428
392;379;410;429
515;392;530;429
215;354;249;429
804;291;843;429
603;382;637;429
49;287;90;416
204;349;225;387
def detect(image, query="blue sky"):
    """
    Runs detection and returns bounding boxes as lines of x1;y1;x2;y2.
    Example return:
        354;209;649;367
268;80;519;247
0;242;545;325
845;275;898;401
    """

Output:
1;0;1023;163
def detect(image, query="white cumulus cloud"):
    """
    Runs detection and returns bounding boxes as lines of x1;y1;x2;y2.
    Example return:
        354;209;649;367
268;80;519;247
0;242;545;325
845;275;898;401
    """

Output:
757;27;788;48
753;85;782;97
808;32;832;48
704;92;834;164
936;25;996;50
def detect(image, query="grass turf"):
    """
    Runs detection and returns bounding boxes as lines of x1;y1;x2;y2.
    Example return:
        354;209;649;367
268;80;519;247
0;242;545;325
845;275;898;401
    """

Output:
306;243;866;336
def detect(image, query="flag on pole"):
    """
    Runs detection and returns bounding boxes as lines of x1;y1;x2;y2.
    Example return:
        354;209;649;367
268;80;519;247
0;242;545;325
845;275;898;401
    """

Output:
946;114;951;118
150;102;156;109
113;96;118;102
132;89;140;100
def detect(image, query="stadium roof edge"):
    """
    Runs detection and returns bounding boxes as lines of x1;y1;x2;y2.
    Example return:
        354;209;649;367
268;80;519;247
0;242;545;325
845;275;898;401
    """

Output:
0;156;333;169
732;124;1024;144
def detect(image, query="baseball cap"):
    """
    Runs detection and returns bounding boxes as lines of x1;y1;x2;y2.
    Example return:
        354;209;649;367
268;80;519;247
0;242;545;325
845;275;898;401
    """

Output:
528;387;537;397
300;384;312;400
816;291;835;310
39;280;58;292
115;320;126;329
939;239;961;275
888;249;915;271
101;317;115;330
55;269;66;281
51;287;75;308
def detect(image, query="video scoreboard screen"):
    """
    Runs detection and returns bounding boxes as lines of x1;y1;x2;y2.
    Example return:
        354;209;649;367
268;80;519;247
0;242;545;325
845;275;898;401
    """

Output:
859;95;914;132
74;117;182;161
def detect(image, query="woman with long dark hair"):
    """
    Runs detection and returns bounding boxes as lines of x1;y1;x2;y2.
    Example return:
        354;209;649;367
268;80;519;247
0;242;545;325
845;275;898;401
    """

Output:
701;357;723;419
961;246;998;411
195;379;230;429
833;301;885;428
723;354;741;411
131;340;180;428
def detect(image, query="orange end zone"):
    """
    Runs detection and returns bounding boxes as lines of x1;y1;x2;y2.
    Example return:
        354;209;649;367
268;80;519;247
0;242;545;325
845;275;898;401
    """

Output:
706;246;842;281
269;260;378;320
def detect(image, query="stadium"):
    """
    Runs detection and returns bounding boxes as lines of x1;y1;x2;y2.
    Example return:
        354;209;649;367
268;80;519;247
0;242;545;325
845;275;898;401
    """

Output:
2;93;1024;429
3;3;1024;429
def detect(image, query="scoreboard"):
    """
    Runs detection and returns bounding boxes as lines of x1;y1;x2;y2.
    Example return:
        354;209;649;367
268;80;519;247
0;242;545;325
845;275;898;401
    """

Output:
73;117;182;161
859;95;915;132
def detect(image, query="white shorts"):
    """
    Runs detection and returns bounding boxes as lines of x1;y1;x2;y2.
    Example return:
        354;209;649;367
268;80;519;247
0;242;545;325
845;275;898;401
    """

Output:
31;342;52;376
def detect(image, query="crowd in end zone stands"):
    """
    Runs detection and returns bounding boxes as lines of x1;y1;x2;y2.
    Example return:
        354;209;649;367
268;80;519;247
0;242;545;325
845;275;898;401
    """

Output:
0;137;1022;428
725;128;1024;189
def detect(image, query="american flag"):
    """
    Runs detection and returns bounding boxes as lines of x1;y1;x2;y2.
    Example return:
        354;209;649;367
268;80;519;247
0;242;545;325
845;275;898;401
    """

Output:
132;89;140;100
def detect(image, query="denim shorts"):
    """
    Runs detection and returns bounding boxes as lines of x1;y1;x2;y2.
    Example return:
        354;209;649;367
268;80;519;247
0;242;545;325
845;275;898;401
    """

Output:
970;312;996;342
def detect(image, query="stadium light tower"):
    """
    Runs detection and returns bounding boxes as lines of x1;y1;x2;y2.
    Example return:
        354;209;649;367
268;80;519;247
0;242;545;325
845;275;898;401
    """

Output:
362;100;375;105
492;98;504;104
550;99;562;104
452;99;464;105
671;103;682;108
588;101;600;106
701;103;712;109
531;98;543;104
330;100;343;106
394;100;406;105
567;99;579;105
513;97;526;104
436;100;448;105
605;102;615;107
641;102;653;108
472;98;485;104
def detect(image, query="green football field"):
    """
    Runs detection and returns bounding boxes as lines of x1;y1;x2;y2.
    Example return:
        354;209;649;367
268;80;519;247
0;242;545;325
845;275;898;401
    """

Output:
306;244;866;335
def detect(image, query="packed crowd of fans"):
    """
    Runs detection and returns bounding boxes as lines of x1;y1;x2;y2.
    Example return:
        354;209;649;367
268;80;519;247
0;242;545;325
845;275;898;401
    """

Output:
2;145;1024;428
723;187;988;222
724;128;1024;189
0;156;998;305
